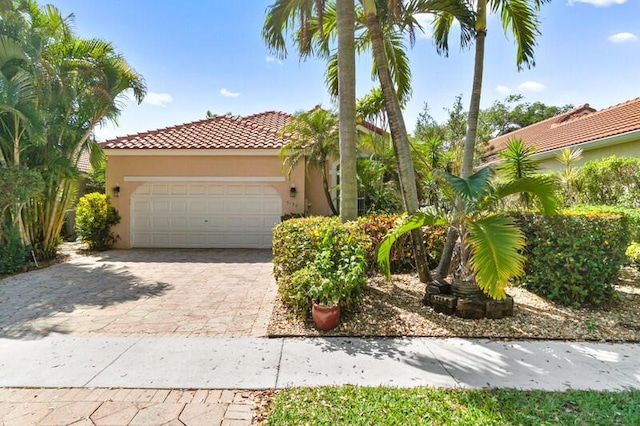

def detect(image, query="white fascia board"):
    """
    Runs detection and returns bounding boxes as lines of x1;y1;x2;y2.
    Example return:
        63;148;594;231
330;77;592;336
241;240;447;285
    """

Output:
531;129;640;161
124;176;286;182
103;148;281;156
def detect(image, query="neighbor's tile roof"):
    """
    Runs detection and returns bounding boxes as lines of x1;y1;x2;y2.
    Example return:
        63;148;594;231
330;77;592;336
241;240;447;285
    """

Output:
100;111;293;150
76;149;92;173
485;97;640;159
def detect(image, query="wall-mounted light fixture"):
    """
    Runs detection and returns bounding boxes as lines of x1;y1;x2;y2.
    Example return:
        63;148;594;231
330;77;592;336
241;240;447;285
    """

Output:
289;184;297;198
112;185;121;197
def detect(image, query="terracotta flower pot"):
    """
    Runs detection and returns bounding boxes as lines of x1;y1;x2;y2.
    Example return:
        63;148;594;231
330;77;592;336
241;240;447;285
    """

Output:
312;301;340;331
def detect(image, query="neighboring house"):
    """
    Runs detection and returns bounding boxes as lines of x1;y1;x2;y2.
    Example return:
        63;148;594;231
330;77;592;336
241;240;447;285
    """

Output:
485;97;640;171
100;111;337;249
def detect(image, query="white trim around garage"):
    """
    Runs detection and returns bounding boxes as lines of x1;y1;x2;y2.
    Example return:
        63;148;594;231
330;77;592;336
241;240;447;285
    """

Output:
124;176;286;183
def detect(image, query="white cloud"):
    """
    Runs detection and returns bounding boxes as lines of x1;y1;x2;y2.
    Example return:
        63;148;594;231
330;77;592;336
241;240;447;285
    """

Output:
608;32;639;43
143;92;174;107
517;81;547;93
568;0;626;6
266;55;283;65
220;88;241;98
414;13;435;39
496;85;511;95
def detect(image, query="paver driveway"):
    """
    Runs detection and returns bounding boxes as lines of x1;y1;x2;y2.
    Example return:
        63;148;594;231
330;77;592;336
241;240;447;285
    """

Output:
0;248;276;339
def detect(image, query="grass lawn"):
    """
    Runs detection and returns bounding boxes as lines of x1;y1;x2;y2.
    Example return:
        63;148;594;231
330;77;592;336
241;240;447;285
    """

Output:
265;386;640;425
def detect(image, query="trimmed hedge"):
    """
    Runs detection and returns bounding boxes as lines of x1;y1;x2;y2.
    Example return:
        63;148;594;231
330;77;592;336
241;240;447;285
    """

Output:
566;205;640;243
272;217;370;314
514;211;629;307
574;156;640;208
626;242;640;266
356;214;447;272
272;215;449;315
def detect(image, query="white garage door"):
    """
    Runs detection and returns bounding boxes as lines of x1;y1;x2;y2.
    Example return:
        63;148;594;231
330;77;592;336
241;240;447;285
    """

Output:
131;182;282;248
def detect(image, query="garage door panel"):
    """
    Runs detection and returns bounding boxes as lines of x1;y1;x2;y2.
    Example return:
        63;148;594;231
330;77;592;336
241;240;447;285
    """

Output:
131;182;281;248
152;184;169;195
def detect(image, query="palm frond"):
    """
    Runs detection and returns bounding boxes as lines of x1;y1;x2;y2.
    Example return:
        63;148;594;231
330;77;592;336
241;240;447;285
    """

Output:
442;166;492;202
491;175;559;215
492;0;542;70
377;207;446;279
467;215;526;300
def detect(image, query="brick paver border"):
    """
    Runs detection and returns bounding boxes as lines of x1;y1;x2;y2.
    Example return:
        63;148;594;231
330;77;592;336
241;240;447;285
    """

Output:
0;388;267;425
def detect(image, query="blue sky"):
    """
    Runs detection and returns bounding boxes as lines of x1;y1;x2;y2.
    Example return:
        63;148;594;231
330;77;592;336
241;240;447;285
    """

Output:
48;0;640;141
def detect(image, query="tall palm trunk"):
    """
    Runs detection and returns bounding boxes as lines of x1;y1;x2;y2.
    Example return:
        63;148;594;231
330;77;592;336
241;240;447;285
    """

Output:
321;165;339;215
437;0;487;280
337;0;358;222
364;0;431;284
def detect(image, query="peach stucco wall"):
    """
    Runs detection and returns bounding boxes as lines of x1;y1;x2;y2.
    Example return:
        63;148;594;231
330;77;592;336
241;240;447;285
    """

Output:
105;152;306;248
305;161;335;216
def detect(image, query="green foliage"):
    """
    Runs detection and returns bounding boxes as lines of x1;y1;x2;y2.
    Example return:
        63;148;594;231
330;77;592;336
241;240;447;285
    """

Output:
280;266;323;315
267;386;640;425
75;192;120;251
308;228;368;307
0;223;28;274
272;216;370;314
356;214;446;273
272;216;336;284
378;167;558;300
566;205;640;243
0;165;43;212
84;157;106;194
514;212;630;307
626;242;640;266
0;0;146;260
574;156;640;208
374;210;447;279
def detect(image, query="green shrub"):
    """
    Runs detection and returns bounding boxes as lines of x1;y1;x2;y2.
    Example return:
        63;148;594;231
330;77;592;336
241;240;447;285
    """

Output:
272;216;370;314
514;211;629;307
272;216;336;283
0;223;28;274
280;266;323;314
566;205;640;242
356;214;447;272
309;226;368;308
574;156;640;208
75;192;121;251
626;242;640;266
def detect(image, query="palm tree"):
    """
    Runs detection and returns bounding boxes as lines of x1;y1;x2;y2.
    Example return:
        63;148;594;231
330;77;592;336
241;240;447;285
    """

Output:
378;167;558;300
337;0;358;221
263;0;358;222
361;0;472;282
0;1;146;259
279;108;341;215
434;0;550;279
497;137;540;209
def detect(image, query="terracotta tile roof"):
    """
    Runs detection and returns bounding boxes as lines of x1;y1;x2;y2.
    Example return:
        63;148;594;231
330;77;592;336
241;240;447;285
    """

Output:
100;111;294;150
76;149;91;173
485;97;640;159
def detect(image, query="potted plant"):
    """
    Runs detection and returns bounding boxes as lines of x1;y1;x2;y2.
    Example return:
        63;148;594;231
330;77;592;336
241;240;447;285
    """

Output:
308;274;341;331
307;227;368;331
377;166;558;302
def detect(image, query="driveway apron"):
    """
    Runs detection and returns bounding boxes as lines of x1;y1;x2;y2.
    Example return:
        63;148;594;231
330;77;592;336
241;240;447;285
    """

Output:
0;249;276;339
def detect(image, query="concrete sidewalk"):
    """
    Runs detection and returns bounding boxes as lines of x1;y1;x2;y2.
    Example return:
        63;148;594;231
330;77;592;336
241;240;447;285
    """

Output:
2;336;638;391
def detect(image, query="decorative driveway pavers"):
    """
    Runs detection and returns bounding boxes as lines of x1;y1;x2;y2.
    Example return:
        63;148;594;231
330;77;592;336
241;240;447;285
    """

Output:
0;388;259;425
0;249;277;339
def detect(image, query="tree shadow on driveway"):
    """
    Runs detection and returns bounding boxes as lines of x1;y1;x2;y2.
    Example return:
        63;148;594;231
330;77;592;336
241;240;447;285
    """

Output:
0;261;171;340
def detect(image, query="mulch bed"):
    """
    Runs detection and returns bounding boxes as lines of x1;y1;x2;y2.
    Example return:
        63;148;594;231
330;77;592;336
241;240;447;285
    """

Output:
268;268;640;342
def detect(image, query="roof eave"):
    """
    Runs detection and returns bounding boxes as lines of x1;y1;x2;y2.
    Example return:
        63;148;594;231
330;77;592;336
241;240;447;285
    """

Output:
530;128;640;161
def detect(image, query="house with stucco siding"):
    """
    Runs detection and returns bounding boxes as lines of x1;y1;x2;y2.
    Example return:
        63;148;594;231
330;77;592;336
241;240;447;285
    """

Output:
485;97;640;170
100;111;341;249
